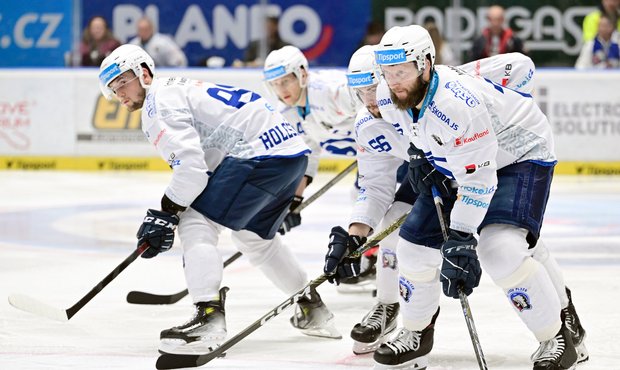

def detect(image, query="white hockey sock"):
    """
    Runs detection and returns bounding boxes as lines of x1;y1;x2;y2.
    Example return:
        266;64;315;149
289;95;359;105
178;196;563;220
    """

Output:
375;201;411;304
496;258;562;342
232;230;308;295
178;208;225;303
397;239;442;331
531;240;569;308
479;224;561;342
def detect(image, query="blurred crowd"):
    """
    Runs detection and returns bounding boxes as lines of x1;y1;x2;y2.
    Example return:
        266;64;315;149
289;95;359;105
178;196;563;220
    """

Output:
78;1;620;69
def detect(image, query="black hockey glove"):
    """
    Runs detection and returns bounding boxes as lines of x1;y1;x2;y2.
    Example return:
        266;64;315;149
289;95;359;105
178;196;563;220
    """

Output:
440;230;481;298
278;195;304;235
407;144;451;197
323;226;367;284
137;209;179;259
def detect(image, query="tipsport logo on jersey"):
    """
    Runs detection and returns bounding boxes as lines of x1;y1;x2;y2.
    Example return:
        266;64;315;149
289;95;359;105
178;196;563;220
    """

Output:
84;0;370;66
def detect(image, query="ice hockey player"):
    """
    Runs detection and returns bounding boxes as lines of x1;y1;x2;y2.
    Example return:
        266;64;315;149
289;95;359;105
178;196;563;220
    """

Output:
262;45;361;236
323;45;417;355
360;25;585;369
98;44;341;355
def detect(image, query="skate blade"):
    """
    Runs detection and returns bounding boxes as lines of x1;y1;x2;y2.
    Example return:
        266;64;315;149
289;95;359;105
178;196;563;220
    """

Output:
296;315;343;339
298;323;343;339
373;355;428;370
353;339;382;355
575;334;589;363
352;325;397;355
159;337;225;355
337;281;377;294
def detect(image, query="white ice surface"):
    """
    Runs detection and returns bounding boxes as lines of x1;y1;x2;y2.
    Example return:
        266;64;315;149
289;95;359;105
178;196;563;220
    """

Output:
1;171;619;370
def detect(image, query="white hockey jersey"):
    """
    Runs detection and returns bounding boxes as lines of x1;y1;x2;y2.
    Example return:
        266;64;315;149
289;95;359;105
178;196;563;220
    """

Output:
378;65;555;234
349;108;411;229
278;70;361;177
458;52;535;94
141;77;310;208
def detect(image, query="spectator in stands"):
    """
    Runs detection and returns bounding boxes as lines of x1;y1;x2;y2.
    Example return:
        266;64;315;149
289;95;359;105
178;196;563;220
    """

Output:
358;21;385;48
129;18;187;67
582;0;620;42
79;16;120;67
469;5;525;61
424;20;459;66
576;14;620;69
237;16;288;67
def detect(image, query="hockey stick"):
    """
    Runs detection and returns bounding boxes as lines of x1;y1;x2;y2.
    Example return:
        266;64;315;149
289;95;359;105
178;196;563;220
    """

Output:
155;210;409;370
126;251;243;305
127;161;358;305
431;186;488;370
8;243;149;322
291;160;357;215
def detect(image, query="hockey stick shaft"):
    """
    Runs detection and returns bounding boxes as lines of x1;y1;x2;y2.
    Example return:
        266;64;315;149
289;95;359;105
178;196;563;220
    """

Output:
432;187;488;370
126;251;243;305
9;243;148;321
155;210;409;370
292;160;357;214
128;161;357;305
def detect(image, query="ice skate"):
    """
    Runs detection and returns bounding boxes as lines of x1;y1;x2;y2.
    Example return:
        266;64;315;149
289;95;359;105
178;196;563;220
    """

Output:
563;287;588;363
159;287;229;355
373;308;439;369
351;302;399;354
337;250;377;294
531;323;577;370
290;287;342;339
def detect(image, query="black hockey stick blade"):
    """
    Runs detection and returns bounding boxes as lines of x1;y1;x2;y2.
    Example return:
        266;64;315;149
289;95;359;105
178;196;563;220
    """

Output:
155;211;409;369
9;243;148;321
126;251;243;305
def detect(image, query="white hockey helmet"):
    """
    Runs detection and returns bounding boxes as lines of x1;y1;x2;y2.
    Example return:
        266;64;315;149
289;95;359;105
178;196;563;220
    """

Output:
346;45;381;89
374;25;435;73
98;44;155;100
263;45;308;86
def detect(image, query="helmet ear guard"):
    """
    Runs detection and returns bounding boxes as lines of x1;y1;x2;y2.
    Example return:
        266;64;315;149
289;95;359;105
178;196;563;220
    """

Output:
98;44;155;100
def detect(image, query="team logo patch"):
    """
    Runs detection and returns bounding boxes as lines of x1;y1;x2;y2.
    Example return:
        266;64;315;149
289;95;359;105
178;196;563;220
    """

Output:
431;134;443;146
382;248;397;270
465;164;476;174
399;276;414;303
508;288;532;312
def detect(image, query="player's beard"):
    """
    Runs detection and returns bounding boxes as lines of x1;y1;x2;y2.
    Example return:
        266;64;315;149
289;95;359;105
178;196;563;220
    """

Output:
390;75;429;110
125;89;146;112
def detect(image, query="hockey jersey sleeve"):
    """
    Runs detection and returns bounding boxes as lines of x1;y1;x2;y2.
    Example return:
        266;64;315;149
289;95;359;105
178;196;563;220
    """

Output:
442;109;499;234
278;104;321;178
457;53;536;94
141;86;209;208
349;111;407;230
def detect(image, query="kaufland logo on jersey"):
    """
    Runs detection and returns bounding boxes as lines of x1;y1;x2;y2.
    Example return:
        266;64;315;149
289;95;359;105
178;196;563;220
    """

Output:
347;72;374;87
454;129;490;146
375;49;407;65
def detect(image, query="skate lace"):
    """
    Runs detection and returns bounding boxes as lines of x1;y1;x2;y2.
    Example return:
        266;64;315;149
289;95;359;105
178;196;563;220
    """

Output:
531;333;565;363
562;306;578;336
360;303;392;331
385;328;421;354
